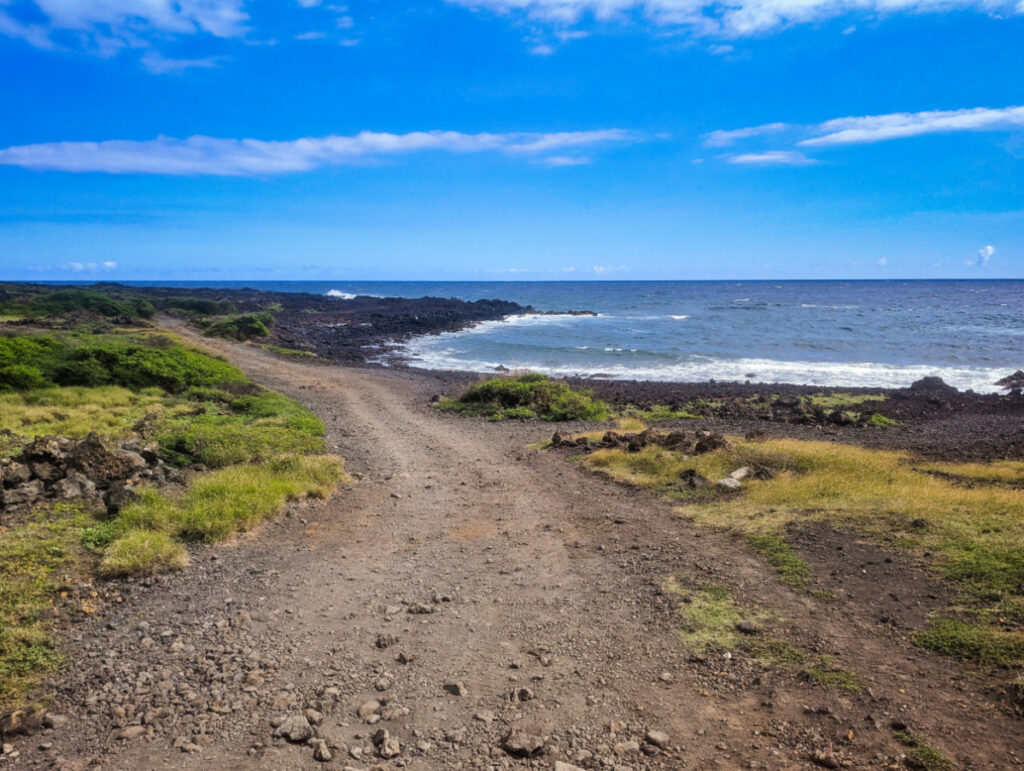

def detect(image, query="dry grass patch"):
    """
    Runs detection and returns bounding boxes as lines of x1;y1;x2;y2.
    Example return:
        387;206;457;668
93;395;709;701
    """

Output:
581;436;1024;665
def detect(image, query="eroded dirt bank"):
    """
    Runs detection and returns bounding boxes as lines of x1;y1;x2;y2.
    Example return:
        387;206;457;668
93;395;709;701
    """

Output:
8;326;1023;770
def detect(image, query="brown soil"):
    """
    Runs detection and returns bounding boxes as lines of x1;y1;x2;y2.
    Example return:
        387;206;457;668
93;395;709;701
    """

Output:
8;322;1024;770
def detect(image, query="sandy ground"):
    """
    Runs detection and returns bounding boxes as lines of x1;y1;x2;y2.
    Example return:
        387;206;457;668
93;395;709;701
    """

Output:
10;325;1024;771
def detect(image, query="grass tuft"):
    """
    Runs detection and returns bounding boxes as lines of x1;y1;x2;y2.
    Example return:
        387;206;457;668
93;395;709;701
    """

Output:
99;531;188;577
893;730;956;770
746;534;811;587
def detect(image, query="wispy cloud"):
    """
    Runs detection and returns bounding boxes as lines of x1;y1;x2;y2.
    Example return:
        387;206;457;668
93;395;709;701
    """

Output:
728;150;816;166
140;52;223;74
1;0;247;49
703;122;789;148
967;244;995;266
444;0;1022;38
0;130;635;176
66;261;118;272
800;106;1024;147
709;105;1024;166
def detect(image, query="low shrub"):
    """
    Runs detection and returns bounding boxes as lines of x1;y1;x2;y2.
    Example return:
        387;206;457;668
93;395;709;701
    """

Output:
439;373;610;421
202;313;274;342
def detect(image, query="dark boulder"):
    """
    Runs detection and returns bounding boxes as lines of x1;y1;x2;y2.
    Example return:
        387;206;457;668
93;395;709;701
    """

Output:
693;431;728;455
996;370;1024;394
909;376;958;395
66;433;139;486
660;431;689;450
680;469;710;488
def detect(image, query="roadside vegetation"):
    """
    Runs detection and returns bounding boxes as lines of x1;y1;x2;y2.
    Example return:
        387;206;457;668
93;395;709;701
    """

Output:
561;427;1024;667
0;287;346;707
436;373;611;421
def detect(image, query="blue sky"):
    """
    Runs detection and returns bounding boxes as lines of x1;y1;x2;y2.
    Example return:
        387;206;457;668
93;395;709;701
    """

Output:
0;0;1022;280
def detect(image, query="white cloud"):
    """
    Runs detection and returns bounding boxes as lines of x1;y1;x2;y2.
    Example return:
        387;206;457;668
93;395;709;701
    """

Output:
67;261;116;272
140;52;222;74
703;122;789;148
0;130;634;176
968;244;995;266
336;15;354;28
877;257;887;267
295;30;326;40
296;0;322;6
539;155;592;166
800;106;1024;147
0;0;247;68
444;0;1022;38
728;150;816;165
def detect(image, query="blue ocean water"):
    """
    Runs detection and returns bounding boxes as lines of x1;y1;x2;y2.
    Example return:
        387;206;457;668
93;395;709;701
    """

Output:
121;280;1024;391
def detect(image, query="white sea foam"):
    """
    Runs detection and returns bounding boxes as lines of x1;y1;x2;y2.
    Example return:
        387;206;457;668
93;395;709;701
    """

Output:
396;341;1008;392
669;315;690;320
326;289;381;299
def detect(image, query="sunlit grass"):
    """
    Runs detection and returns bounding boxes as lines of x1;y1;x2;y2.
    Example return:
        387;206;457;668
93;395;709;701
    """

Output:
579;436;1024;665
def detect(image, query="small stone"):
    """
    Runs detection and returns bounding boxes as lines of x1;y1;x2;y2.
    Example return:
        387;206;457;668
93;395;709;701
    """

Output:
118;725;146;740
376;634;398;649
500;729;545;758
509;687;535;702
274;714;314;743
729;466;751;480
313;739;332;762
407;603;436;614
357;700;381;721
385;605;403;616
374;677;392;692
811;749;840;768
474;711;495;723
716;477;742;491
304;708;324;726
378;737;401;759
443;681;467;696
645;730;670;749
658;672;674;683
555;763;586;771
2;744;15;756
396;651;415;664
614;740;640;756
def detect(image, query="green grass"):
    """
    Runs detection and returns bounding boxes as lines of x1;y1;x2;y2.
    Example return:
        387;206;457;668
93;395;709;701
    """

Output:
0;504;93;706
914;618;1024;667
807;392;887;409
746;534;811;587
894;731;956;770
619;404;700;421
256;343;317;358
916;459;1024;487
868;412;898;427
437;373;610;421
666;580;749;651
99;530;187;577
156;389;327;467
745;638;807;665
799;661;863;692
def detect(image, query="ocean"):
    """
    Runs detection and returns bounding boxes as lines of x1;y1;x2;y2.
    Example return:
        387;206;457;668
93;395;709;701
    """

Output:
119;280;1023;392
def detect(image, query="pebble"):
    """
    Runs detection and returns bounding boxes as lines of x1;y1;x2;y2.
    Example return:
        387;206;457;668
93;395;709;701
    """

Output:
443;681;468;696
273;714;313;743
313;739;332;762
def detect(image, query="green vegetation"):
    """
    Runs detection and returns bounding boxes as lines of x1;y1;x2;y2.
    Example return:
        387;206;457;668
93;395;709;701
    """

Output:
573;434;1024;665
665;579;750;652
201;312;274;342
620;404;700;421
99;530;188;577
745;638;807;665
0;332;246;393
257;343;317;358
746;534;811;587
163;297;238;317
799;661;863;692
0;504;91;704
0;305;347;707
894;731;956;770
807;392;887;409
0;287;154;322
156;389;326;468
437;373;610;421
914;618;1024;667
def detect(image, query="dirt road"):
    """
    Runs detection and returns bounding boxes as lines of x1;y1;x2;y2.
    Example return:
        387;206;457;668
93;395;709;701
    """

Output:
22;329;1024;770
